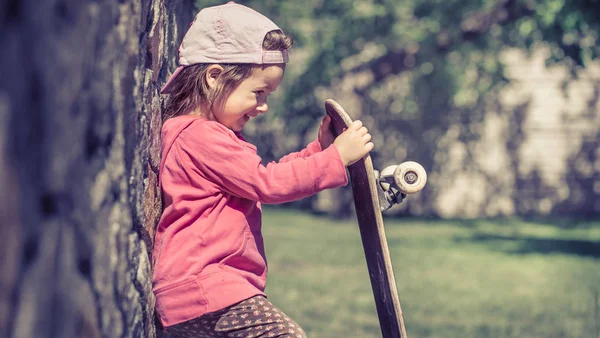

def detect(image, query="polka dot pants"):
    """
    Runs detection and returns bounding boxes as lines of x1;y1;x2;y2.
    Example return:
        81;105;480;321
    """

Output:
166;296;307;338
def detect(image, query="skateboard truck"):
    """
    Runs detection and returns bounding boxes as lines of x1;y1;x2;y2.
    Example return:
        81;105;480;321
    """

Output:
374;161;428;212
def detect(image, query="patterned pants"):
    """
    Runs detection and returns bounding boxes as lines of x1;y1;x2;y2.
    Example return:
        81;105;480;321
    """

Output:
166;296;307;338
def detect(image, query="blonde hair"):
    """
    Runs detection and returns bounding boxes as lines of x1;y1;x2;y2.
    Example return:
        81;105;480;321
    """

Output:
162;30;293;120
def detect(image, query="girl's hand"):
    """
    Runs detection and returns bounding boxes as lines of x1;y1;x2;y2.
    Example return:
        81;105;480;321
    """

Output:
333;120;374;166
318;115;335;150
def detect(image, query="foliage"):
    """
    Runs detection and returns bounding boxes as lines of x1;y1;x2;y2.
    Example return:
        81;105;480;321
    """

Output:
194;0;600;216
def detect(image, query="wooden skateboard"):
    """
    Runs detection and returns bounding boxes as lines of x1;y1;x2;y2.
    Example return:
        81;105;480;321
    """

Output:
325;99;427;338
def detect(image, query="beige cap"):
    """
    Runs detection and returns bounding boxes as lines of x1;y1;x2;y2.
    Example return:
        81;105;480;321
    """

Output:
161;2;289;94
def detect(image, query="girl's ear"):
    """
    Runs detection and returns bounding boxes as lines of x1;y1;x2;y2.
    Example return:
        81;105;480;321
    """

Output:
206;64;224;89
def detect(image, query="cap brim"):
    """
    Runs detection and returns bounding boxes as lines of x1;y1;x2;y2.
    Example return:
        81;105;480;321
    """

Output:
160;66;185;94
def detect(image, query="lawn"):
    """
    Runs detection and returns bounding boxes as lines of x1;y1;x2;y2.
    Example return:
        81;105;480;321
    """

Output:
261;208;600;338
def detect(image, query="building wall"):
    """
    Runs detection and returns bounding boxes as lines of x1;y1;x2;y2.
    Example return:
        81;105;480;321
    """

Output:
434;48;600;218
310;47;600;218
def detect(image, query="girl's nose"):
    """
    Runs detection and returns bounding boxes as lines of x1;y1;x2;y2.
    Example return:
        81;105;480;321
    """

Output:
256;101;268;113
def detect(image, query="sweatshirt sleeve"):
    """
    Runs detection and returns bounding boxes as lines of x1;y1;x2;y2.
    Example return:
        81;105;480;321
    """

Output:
277;139;322;163
176;121;348;204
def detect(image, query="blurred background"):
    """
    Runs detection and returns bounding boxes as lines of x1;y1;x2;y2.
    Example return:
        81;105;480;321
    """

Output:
193;0;600;337
196;0;600;220
1;0;598;337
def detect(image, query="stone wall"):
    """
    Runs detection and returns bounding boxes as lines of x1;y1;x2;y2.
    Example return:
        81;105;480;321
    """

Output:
0;0;193;337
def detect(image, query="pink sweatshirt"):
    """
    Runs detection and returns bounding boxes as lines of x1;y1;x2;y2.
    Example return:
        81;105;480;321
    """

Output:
153;115;348;327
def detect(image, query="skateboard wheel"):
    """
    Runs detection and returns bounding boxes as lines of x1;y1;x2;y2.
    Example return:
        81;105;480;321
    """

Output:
393;161;427;194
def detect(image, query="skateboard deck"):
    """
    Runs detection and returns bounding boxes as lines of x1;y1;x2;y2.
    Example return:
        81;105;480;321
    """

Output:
325;99;408;338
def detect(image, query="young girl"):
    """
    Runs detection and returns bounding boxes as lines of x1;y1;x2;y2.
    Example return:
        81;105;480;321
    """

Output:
154;3;373;337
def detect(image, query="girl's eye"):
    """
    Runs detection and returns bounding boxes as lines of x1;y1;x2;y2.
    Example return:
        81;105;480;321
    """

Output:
255;90;264;96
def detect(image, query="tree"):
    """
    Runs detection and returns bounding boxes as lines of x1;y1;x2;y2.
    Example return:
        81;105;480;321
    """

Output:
195;0;600;216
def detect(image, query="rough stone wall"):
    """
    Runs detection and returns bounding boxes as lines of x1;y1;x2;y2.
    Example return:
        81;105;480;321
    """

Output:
0;0;193;337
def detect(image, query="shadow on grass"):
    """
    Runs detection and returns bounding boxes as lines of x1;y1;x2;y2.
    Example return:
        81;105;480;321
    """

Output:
459;233;600;258
399;216;600;228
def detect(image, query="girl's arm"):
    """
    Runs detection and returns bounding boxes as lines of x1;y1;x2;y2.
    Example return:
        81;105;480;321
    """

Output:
277;139;322;163
176;121;348;204
278;115;335;163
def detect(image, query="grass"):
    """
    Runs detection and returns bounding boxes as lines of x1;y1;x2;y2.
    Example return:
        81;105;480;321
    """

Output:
261;208;600;338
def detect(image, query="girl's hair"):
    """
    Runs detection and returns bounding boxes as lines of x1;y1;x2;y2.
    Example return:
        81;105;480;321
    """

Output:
162;30;293;120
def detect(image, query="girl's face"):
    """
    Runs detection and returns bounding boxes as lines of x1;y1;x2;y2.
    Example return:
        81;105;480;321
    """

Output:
213;65;285;132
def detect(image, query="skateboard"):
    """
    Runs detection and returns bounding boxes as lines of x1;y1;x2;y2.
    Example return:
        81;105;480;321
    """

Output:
325;99;427;338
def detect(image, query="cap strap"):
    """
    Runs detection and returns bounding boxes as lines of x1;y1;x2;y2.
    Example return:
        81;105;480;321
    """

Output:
262;50;289;64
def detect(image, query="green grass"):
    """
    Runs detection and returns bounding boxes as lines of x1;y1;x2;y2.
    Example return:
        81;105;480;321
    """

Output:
261;208;600;338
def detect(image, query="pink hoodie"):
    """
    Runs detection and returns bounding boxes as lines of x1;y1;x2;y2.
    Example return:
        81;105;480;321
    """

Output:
153;115;348;327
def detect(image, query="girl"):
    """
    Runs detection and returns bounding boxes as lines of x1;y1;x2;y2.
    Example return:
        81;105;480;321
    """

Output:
154;3;374;337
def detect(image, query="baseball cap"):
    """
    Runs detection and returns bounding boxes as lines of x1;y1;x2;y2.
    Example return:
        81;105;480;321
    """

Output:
161;1;289;94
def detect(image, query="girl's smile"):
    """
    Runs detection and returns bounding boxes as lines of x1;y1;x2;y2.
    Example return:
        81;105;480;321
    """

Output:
213;65;285;132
